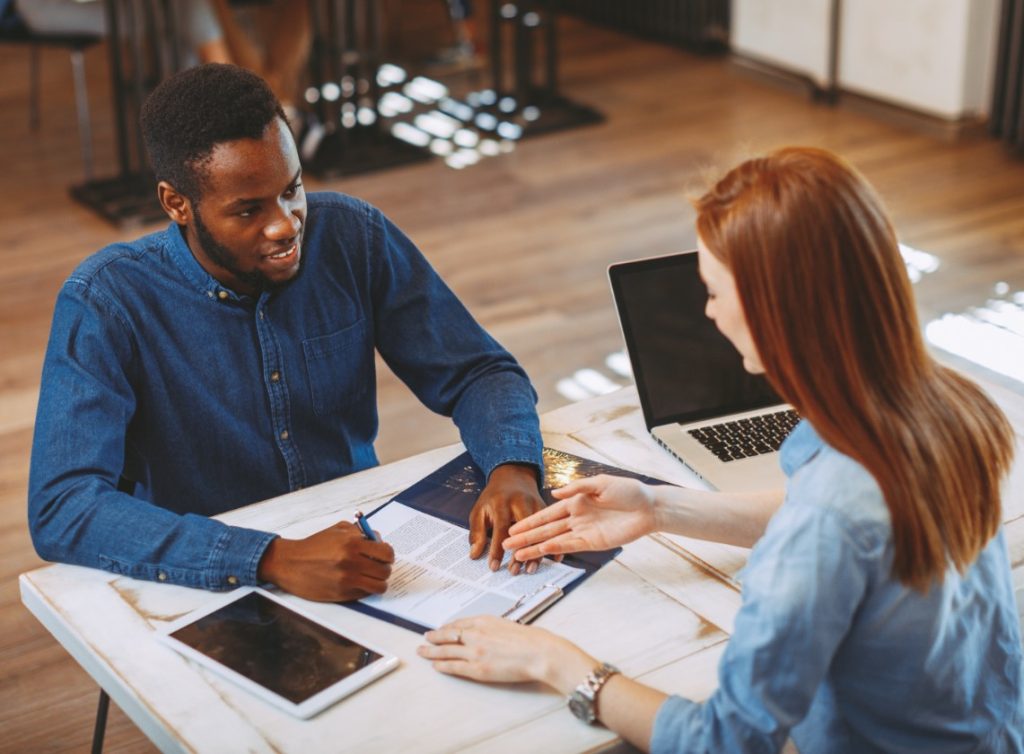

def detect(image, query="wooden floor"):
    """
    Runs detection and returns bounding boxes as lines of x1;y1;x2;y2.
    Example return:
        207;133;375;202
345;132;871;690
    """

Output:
2;15;1024;752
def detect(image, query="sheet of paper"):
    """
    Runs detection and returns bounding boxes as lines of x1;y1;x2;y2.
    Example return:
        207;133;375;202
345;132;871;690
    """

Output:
361;502;584;630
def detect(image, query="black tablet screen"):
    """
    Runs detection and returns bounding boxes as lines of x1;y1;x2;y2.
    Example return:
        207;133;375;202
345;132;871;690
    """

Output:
170;592;382;704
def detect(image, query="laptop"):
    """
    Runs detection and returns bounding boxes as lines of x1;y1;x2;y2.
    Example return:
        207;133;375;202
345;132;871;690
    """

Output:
608;251;798;492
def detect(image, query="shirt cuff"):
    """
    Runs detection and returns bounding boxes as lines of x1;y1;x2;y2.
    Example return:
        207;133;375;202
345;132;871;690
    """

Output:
208;525;277;589
651;695;703;754
484;450;545;486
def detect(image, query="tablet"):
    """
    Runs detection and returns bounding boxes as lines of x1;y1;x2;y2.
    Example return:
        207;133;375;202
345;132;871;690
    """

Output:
158;588;399;718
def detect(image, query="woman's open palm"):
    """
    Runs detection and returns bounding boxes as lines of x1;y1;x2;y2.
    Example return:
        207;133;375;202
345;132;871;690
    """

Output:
502;474;657;561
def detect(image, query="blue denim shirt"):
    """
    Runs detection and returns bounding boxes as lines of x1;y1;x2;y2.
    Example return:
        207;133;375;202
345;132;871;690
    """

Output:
652;421;1024;753
28;192;543;590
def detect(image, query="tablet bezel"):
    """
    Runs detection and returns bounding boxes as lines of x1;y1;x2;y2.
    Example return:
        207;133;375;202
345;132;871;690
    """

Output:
157;587;399;719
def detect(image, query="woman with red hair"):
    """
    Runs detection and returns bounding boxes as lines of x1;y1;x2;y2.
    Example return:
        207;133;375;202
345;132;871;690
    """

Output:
419;147;1024;752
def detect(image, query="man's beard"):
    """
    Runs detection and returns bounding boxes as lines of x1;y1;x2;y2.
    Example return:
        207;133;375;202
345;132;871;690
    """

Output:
193;205;277;293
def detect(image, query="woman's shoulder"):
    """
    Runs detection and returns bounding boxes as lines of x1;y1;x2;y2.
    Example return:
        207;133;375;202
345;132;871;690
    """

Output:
783;440;892;546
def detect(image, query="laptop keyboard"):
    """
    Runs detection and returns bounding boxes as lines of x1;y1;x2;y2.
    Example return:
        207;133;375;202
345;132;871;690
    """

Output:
688;410;800;462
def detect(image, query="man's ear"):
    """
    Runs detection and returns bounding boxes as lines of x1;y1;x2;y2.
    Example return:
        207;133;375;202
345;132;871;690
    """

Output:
157;181;192;225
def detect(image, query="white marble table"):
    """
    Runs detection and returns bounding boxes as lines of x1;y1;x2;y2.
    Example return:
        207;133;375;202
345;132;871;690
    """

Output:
20;384;1024;753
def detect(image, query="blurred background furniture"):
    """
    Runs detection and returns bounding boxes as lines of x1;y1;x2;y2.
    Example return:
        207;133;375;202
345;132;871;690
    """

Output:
0;18;101;180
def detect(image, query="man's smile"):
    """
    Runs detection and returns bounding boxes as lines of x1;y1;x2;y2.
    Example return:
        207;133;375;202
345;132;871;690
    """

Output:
265;243;298;260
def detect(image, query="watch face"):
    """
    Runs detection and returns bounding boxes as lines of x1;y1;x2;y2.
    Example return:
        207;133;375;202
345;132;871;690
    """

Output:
568;691;595;724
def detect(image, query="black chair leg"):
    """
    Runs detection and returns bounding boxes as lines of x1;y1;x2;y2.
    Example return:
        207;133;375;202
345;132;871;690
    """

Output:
91;689;110;754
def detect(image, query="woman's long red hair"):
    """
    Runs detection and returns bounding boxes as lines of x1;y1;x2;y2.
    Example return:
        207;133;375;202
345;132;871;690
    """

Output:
695;147;1014;590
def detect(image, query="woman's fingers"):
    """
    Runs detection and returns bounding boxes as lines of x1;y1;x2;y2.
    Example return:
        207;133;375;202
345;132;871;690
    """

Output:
511;532;589;561
503;516;572;550
550;476;611;500
507;499;570;535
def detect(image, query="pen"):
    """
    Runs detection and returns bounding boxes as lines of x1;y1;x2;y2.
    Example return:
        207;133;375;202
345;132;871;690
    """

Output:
354;511;379;541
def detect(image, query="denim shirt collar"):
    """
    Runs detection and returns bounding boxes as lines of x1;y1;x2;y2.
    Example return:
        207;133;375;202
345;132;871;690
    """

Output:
779;419;824;478
164;222;249;304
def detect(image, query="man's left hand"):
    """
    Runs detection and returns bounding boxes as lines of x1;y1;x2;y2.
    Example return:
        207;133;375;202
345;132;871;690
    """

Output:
469;463;543;574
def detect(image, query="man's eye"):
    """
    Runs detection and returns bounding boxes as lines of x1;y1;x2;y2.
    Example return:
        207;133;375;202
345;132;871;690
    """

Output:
284;182;302;198
238;207;258;218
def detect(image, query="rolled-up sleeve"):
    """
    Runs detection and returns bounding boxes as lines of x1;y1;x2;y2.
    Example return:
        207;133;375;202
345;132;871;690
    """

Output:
651;501;870;753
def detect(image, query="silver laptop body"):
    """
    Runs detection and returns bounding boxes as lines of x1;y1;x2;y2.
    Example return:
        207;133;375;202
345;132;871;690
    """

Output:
608;251;796;493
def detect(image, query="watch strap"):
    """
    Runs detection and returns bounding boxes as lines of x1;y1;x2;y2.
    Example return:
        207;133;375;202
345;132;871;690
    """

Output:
569;662;620;724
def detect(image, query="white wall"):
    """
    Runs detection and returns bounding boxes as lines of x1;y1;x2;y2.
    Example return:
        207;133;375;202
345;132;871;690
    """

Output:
731;0;834;89
838;0;999;119
730;0;1001;120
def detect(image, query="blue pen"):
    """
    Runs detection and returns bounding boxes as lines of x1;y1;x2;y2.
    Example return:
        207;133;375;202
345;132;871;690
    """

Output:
354;511;379;541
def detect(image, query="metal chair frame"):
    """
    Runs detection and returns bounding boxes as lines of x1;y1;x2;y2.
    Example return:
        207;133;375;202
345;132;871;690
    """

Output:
0;25;102;179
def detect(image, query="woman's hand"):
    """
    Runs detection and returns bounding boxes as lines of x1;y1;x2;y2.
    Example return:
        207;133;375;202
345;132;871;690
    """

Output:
502;475;658;562
418;615;595;692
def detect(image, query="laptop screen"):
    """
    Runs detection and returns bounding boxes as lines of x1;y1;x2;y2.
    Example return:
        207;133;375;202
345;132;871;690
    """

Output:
608;251;782;429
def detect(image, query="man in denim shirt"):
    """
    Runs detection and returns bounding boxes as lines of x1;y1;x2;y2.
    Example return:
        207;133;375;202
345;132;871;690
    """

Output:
28;64;545;601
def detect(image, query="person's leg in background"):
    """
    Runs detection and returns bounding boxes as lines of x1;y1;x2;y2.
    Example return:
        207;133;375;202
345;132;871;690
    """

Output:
424;0;482;71
16;0;229;65
180;0;232;64
449;0;481;56
209;0;264;74
209;0;310;112
258;0;310;111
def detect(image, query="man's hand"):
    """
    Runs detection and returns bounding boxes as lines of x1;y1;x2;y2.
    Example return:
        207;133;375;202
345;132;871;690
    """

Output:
257;521;394;602
468;463;543;573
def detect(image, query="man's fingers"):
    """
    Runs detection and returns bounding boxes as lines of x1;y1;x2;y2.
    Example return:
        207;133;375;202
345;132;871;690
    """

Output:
468;504;489;559
488;517;508;571
344;571;390;596
355;556;393;581
364;541;395;563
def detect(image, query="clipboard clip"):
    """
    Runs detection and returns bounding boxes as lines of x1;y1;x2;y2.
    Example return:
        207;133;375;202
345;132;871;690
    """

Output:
500;583;563;623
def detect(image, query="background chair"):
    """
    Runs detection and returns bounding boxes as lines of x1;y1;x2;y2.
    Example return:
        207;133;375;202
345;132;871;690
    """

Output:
0;21;102;180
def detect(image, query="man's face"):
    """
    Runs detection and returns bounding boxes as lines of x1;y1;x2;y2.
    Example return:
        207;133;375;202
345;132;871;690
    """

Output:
184;117;306;296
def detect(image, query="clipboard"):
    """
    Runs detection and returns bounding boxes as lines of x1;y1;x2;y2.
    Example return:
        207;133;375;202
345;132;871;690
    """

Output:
344;447;671;633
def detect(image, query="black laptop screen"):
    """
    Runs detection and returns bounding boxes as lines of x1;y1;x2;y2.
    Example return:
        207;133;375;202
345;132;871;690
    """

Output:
608;252;782;429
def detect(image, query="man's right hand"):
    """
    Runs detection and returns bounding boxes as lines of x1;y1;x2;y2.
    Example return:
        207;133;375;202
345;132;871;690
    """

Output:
257;521;394;602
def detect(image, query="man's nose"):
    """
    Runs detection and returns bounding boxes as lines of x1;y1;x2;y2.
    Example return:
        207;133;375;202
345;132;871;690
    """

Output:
266;210;300;240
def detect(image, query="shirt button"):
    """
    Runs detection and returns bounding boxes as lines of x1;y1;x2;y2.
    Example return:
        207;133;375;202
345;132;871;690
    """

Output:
227;575;239;586
259;310;265;320
206;291;214;299
157;572;167;581
270;371;280;382
217;290;228;300
280;430;289;440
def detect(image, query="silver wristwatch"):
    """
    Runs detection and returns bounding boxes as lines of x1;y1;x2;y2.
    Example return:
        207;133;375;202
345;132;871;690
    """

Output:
567;662;620;724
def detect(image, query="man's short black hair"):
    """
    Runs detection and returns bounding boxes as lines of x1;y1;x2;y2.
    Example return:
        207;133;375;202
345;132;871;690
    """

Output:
140;63;288;202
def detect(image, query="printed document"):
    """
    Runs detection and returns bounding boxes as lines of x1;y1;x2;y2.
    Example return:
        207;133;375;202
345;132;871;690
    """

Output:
361;502;584;629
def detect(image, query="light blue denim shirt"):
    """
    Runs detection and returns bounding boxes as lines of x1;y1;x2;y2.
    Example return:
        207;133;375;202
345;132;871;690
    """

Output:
28;192;543;590
652;420;1024;753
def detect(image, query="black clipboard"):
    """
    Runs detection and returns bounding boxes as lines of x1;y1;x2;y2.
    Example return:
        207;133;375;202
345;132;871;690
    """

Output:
344;447;671;634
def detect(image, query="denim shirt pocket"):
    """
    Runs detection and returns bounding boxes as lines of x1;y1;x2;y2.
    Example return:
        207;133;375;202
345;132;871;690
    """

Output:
302;319;371;416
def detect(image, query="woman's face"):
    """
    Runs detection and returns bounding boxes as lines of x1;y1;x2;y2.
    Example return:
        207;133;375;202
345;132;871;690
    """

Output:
697;237;764;374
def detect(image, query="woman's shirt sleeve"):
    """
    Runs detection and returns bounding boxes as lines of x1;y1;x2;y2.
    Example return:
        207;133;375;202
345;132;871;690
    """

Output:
650;496;873;754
